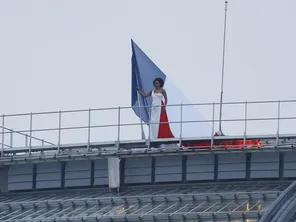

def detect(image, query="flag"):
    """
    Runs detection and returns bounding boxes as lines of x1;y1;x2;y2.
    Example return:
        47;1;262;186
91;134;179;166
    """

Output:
131;39;211;138
131;40;166;125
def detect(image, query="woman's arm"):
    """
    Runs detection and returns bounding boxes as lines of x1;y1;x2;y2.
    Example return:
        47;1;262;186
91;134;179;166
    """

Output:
138;89;152;97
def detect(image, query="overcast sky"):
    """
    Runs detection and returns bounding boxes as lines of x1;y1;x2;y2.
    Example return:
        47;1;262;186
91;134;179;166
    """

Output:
0;0;295;145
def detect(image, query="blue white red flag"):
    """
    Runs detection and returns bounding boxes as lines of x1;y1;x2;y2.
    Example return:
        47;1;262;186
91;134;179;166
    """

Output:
131;40;211;138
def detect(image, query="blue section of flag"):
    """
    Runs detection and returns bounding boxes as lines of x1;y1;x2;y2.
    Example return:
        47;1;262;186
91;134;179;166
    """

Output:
131;40;166;124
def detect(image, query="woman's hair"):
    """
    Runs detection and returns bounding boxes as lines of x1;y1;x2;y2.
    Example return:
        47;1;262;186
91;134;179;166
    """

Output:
153;77;164;87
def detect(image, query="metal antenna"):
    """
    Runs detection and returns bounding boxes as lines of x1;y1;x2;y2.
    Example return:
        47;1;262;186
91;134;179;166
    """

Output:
218;1;229;136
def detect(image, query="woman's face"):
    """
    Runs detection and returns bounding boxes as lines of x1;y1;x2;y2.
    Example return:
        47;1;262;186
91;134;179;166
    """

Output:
154;80;161;89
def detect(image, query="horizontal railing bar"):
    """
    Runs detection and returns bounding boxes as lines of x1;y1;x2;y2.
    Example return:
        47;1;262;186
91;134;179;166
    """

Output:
1;99;296;155
1;107;120;117
2;133;296;153
2;99;296;118
1;116;296;135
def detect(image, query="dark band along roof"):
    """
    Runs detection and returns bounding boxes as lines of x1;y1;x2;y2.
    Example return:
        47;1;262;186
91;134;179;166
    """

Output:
0;181;291;222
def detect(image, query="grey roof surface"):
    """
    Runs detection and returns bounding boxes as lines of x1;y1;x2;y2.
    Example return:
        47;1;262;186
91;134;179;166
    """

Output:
0;181;291;222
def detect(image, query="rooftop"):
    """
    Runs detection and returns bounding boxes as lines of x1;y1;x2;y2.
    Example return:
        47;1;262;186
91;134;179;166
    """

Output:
0;181;290;222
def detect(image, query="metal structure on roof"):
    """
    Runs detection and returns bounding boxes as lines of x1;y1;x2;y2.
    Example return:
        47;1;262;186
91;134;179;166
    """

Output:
1;100;296;159
1;100;296;221
0;181;290;222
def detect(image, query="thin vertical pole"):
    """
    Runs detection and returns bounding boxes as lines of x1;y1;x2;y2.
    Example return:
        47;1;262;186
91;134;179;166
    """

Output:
25;135;28;147
10;130;13;148
87;109;91;152
41;139;44;155
211;103;215;148
276;101;281;146
1;115;4;157
117;106;121;150
243;101;248;148
218;1;229;135
58;111;62;153
29;113;33;155
179;103;183;147
148;104;152;149
137;91;146;140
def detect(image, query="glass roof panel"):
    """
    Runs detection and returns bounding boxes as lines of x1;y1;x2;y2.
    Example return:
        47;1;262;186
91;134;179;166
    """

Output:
0;181;291;222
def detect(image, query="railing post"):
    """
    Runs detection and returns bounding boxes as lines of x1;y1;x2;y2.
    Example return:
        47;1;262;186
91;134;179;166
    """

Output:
25;134;28;147
210;103;215;148
1;115;4;157
276;100;281;146
243;101;248;148
148;104;152;149
10;129;13;148
29;112;33;155
58;111;62;153
87;109;91;152
179;103;183;147
41;139;44;155
117;106;121;150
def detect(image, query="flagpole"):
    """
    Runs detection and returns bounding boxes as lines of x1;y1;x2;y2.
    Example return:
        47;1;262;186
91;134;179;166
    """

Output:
132;41;146;140
137;91;146;139
218;0;228;135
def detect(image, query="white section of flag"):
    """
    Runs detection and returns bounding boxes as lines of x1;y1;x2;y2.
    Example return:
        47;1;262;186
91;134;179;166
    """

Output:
165;78;212;138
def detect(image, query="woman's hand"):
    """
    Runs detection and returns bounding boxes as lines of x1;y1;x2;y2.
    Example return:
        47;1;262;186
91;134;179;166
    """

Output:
161;105;166;113
137;88;143;96
137;89;151;97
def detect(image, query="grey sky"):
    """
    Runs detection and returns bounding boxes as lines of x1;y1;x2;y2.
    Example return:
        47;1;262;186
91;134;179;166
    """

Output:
0;0;295;145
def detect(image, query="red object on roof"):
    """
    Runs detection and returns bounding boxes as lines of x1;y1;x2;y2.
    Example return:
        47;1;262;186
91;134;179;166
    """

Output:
182;134;261;149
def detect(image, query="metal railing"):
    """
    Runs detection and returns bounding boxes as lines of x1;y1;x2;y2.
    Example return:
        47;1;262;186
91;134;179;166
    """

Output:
1;99;296;156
